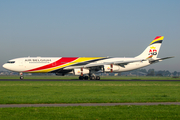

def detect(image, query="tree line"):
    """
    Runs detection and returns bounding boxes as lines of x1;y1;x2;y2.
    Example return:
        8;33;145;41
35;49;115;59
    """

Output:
137;69;180;76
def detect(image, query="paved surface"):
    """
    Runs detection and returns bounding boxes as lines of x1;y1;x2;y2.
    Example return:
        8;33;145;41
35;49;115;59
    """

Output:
0;79;180;81
0;102;180;108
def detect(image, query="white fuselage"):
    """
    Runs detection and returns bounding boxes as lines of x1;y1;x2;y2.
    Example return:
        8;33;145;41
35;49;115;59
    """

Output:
3;57;150;74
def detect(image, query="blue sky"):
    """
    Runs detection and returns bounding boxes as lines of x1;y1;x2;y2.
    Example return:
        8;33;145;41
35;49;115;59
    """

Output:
0;0;180;72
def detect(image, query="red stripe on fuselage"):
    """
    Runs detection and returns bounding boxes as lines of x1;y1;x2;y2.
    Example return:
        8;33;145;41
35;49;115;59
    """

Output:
25;57;78;72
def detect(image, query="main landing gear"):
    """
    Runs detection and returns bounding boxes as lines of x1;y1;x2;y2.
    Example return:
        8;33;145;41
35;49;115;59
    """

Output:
79;75;100;80
78;68;100;80
19;72;24;80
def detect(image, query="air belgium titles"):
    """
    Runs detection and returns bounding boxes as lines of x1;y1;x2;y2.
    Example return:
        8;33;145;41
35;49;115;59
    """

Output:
25;59;51;62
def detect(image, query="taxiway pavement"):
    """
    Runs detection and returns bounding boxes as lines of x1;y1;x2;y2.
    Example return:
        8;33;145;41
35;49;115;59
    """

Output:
0;79;180;81
1;102;180;108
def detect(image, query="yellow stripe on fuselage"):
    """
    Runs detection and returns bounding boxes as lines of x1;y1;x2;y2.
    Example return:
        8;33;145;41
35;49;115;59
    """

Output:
29;57;104;73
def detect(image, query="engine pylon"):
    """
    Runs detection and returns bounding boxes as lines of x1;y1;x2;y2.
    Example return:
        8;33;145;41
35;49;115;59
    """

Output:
110;64;113;73
81;68;83;76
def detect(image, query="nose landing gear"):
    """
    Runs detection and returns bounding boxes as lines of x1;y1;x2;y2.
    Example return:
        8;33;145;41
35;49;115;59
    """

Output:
19;72;24;80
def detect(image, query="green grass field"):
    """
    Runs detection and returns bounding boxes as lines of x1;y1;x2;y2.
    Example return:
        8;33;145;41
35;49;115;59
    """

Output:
0;78;180;119
0;105;180;119
0;81;180;104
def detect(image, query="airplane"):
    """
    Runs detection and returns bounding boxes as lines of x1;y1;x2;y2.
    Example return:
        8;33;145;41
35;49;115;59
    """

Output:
3;36;174;80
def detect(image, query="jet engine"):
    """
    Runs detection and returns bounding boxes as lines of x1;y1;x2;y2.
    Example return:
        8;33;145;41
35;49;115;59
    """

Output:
103;64;120;72
73;68;89;75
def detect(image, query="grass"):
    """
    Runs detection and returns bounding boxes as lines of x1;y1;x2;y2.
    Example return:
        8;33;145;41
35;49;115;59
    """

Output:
0;75;180;80
0;105;180;119
0;81;180;104
0;80;180;119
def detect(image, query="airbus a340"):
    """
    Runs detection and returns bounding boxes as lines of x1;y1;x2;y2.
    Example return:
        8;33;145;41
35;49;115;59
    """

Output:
3;36;173;80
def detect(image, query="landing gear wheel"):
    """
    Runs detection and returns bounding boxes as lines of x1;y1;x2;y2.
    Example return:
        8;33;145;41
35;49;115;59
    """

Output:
90;76;95;80
79;76;84;80
20;76;24;80
84;76;89;80
96;76;100;80
19;72;24;80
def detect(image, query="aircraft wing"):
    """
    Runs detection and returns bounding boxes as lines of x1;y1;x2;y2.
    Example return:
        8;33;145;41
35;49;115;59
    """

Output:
149;56;174;64
64;58;144;70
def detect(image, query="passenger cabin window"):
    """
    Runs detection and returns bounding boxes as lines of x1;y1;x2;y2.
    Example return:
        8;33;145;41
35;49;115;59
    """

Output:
7;61;15;63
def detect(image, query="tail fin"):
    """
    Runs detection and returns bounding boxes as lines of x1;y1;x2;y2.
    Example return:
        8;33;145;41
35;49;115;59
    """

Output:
136;36;164;59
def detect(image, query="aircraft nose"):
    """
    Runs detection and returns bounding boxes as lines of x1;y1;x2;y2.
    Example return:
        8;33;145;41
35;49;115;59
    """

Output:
3;64;6;68
2;64;8;69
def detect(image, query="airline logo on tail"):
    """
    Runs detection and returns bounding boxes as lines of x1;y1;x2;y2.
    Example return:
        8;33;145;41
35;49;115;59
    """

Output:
148;36;164;56
148;46;157;55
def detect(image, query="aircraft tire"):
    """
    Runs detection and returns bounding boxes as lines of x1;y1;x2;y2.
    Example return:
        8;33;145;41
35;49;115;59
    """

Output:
96;76;100;80
20;76;24;80
84;76;88;80
79;76;84;80
90;76;95;80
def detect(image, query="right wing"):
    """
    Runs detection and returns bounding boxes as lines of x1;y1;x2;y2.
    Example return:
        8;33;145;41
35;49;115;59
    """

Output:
64;58;144;70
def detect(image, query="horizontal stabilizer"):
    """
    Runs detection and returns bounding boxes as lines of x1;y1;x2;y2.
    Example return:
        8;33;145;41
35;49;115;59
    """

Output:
149;56;174;64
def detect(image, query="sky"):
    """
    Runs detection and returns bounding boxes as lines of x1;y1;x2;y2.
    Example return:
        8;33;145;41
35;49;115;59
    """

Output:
0;0;180;72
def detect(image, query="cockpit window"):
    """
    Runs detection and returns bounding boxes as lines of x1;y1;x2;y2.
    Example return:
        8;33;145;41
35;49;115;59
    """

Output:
7;61;15;63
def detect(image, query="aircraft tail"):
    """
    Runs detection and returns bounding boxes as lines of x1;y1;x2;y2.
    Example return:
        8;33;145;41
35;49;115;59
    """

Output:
136;36;164;59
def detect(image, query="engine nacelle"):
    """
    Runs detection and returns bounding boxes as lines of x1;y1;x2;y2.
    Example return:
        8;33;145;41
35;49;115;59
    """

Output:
73;68;89;75
104;65;120;72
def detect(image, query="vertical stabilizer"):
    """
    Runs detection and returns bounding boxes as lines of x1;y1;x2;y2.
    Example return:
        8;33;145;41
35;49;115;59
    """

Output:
136;36;164;59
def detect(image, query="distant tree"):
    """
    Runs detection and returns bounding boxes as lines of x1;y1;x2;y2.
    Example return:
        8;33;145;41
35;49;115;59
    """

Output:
156;70;163;76
172;71;178;76
178;72;180;76
164;70;171;76
139;69;147;73
147;69;155;76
